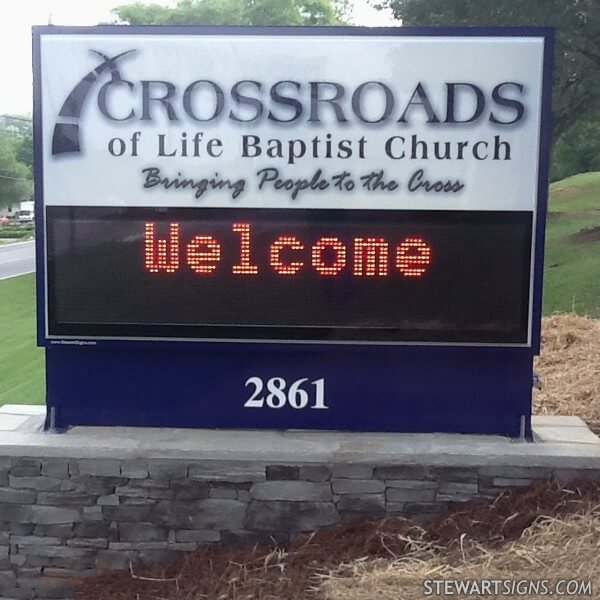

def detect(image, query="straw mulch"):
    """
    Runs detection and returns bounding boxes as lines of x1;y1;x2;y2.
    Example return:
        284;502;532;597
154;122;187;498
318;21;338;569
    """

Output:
321;508;600;600
534;314;600;433
76;482;600;600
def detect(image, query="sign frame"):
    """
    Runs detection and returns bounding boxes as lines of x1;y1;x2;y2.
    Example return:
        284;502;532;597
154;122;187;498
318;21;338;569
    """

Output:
33;25;553;438
33;25;553;352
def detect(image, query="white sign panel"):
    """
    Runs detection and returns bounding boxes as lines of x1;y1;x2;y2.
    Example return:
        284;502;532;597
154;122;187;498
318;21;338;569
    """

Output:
40;32;544;211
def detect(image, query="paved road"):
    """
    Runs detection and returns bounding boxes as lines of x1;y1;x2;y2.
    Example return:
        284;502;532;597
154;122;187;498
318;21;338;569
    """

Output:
0;241;36;280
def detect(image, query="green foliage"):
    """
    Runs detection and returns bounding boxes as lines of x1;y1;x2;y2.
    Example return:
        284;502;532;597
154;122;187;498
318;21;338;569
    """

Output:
114;0;345;26
0;132;32;209
379;0;600;141
552;121;600;182
0;225;34;239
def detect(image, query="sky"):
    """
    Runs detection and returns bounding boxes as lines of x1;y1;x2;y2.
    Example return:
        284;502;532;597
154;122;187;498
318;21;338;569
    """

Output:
0;0;397;116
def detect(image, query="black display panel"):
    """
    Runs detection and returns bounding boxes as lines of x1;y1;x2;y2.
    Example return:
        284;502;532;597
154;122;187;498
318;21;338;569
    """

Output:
46;207;532;344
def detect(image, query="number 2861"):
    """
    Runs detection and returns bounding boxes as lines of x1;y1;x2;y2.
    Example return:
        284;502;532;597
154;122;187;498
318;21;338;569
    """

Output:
244;377;328;410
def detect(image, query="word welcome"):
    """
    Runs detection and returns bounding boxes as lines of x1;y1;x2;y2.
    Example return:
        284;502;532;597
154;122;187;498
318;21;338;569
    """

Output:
144;222;432;277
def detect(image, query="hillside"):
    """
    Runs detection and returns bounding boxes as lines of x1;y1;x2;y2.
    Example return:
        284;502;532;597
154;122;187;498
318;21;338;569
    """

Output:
545;172;600;317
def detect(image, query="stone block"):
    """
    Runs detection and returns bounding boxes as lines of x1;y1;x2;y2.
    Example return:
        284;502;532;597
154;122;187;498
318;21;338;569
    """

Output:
331;464;374;479
43;567;96;578
554;468;600;483
403;502;446;519
386;487;435;503
119;523;167;543
152;499;246;530
298;466;330;482
97;495;120;506
386;502;406;514
0;570;17;590
102;505;152;522
148;462;188;481
96;550;139;570
65;538;108;549
33;524;73;539
9;466;40;478
109;542;169;552
114;485;171;500
8;524;34;536
246;501;339;532
237;490;250;502
8;476;62;492
37;493;96;507
385;479;438;490
0;532;7;545
0;488;37;504
82;506;104;522
375;465;430;480
0;469;8;487
171;479;210;501
250;481;331;502
266;466;299;481
10;537;61;547
0;505;31;523
12;459;41;468
30;506;81;525
24;553;95;570
492;477;533;488
336;494;385;514
209;487;237;499
0;547;7;561
60;480;77;492
41;460;70;479
192;500;247;530
17;546;94;560
188;464;265;483
331;479;384;494
175;530;221;543
436;493;475;502
81;477;127;496
120;461;149;479
430;467;479;483
437;482;478;495
479;466;552;479
74;522;110;538
78;460;121;478
171;542;197;552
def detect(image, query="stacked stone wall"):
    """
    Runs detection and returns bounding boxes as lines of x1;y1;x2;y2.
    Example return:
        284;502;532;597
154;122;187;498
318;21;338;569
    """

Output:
1;455;599;599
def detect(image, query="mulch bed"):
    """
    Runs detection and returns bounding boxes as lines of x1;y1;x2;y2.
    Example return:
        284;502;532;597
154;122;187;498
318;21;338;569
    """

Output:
76;481;600;600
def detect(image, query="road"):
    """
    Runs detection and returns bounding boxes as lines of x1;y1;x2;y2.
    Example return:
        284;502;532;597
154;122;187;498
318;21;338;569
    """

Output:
0;241;36;281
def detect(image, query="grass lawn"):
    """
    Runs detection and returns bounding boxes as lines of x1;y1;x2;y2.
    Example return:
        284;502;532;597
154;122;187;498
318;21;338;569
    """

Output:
545;172;600;317
0;173;598;407
0;273;44;405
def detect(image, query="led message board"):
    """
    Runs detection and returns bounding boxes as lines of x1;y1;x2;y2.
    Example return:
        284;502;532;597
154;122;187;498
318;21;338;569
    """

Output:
36;28;549;347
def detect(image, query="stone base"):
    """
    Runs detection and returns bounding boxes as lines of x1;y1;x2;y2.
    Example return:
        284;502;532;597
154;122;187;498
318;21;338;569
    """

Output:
1;404;599;599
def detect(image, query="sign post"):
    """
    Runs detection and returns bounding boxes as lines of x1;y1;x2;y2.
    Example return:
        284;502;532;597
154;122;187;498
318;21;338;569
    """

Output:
33;26;553;435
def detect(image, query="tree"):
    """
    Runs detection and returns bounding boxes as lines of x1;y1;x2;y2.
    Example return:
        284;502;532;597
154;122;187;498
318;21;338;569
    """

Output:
0;132;32;209
113;0;347;26
375;0;600;142
552;120;600;181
